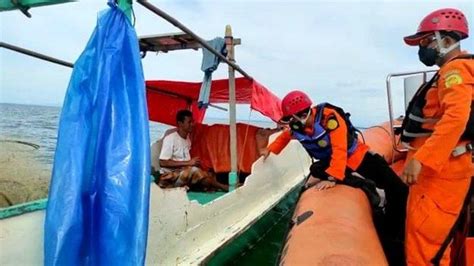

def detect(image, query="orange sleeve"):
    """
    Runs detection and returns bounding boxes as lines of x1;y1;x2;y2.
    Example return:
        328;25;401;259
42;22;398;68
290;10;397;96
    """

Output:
325;110;348;180
267;129;292;155
413;59;473;173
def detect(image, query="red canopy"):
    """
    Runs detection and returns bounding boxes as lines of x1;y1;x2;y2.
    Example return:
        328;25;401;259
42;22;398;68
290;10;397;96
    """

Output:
146;77;282;126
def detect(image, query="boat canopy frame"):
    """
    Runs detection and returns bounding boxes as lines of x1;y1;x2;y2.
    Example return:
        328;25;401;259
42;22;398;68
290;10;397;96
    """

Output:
1;0;261;194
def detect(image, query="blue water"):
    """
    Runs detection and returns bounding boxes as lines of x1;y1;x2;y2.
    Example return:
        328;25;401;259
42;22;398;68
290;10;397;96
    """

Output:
0;102;275;173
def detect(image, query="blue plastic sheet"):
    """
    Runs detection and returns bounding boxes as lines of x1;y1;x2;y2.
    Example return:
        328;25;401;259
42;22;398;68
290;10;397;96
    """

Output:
44;4;150;265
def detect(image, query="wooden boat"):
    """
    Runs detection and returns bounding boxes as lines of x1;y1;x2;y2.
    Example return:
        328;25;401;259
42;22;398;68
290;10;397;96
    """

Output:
0;1;312;265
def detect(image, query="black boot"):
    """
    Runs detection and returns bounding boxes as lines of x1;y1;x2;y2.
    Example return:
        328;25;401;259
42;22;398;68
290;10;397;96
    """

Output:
341;174;381;208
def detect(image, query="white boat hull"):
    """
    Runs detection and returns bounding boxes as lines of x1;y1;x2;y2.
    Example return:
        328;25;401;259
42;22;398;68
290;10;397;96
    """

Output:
0;138;311;265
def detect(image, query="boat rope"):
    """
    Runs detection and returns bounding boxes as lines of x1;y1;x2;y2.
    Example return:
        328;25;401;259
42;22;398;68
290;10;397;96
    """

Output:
237;110;253;180
0;139;40;150
357;125;400;164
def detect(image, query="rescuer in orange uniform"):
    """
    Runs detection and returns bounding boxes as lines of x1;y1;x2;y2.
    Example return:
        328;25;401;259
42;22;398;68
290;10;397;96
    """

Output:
262;91;408;265
401;8;474;265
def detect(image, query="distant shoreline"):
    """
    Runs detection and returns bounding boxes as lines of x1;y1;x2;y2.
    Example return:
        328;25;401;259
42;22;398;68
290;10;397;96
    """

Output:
0;102;62;108
0;102;274;124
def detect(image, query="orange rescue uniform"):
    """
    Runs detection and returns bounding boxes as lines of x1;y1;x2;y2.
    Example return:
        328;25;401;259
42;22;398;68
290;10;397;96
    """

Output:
405;55;474;265
268;106;368;180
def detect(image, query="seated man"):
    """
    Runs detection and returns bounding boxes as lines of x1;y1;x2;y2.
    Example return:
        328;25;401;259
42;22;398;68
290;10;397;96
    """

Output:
156;110;228;191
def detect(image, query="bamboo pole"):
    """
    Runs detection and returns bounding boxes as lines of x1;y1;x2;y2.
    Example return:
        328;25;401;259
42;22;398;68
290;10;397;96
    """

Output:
136;0;252;80
226;25;238;191
0;42;74;68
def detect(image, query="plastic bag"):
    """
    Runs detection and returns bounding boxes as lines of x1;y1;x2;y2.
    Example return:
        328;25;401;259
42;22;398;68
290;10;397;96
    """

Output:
44;4;150;265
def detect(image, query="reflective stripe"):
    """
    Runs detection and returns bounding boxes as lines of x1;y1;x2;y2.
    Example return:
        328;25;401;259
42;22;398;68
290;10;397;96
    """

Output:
452;143;473;157
402;130;432;138
401;142;418;150
408;113;440;124
314;130;327;140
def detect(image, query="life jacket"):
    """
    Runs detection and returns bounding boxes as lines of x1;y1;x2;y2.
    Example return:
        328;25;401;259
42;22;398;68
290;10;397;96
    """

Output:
291;103;358;160
399;54;474;143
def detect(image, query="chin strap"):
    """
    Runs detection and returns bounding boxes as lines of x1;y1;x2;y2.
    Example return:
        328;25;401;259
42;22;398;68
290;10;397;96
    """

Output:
435;31;460;57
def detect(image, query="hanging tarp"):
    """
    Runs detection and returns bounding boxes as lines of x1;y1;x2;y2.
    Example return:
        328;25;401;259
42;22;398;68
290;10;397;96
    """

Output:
44;4;150;266
190;123;261;173
146;77;283;126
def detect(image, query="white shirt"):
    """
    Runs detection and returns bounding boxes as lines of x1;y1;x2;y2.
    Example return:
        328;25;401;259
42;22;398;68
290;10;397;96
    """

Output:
159;131;191;173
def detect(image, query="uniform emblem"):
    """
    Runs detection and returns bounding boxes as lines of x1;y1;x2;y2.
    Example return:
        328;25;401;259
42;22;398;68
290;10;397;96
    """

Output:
317;139;328;148
444;72;463;88
326;119;339;130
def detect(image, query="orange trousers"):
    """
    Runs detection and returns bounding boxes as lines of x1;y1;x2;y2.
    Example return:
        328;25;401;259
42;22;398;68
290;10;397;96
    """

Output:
405;159;472;265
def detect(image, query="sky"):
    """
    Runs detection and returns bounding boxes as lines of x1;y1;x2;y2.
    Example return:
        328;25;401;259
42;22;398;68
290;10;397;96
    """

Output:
1;0;473;126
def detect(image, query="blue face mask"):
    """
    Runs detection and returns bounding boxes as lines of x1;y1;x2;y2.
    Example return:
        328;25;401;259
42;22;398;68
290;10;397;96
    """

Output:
418;46;439;66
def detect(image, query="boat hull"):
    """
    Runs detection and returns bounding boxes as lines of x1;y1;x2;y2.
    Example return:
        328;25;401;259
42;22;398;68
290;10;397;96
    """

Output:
0;136;311;265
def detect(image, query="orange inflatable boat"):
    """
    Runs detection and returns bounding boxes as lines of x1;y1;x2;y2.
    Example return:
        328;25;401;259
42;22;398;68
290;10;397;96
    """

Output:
279;185;388;266
279;124;401;265
279;122;474;265
358;120;404;163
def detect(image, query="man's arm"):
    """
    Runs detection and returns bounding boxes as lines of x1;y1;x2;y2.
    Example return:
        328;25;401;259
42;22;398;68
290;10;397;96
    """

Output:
267;129;292;155
159;158;198;168
412;61;472;173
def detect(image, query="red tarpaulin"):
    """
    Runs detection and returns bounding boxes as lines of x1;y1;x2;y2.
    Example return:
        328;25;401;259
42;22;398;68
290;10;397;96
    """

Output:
190;123;262;173
146;77;282;126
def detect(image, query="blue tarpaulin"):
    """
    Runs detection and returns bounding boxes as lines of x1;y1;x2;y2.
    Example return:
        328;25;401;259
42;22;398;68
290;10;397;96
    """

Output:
44;3;150;265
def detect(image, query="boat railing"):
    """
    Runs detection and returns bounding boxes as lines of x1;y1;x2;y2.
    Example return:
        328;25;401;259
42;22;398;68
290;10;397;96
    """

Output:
385;70;437;153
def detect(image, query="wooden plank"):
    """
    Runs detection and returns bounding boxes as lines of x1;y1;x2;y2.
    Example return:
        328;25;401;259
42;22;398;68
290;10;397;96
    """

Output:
139;32;241;53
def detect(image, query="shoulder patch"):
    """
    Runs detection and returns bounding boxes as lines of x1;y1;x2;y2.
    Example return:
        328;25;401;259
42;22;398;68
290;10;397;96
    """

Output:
444;71;463;88
325;115;339;131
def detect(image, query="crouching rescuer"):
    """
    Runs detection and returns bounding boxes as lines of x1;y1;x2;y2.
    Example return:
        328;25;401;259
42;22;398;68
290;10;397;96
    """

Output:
262;90;408;265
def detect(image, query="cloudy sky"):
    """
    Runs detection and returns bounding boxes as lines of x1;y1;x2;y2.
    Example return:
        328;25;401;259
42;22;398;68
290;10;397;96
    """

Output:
1;0;472;126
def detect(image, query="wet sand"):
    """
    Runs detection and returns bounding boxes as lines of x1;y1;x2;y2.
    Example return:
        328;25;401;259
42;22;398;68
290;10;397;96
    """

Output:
0;141;50;208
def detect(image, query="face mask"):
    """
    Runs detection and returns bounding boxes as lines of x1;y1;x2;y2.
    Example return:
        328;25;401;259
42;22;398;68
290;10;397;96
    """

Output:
418;31;461;67
418;46;438;66
289;120;304;132
289;110;311;132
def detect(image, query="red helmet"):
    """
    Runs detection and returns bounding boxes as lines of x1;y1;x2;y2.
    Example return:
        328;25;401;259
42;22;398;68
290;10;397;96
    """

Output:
281;90;312;118
404;8;469;46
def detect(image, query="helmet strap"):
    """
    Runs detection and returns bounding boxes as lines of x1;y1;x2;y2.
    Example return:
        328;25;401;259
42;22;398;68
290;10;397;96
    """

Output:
292;109;312;126
435;31;460;57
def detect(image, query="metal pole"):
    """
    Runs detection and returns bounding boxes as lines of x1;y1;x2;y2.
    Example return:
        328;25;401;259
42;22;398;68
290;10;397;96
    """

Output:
136;0;252;80
0;42;74;68
226;25;238;191
385;70;436;152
